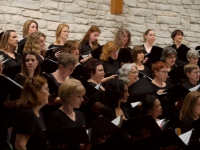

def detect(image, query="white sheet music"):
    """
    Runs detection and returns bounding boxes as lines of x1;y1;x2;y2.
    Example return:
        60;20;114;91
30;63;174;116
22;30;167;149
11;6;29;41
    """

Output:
131;102;141;108
111;115;122;126
179;129;193;145
156;119;165;127
189;84;200;91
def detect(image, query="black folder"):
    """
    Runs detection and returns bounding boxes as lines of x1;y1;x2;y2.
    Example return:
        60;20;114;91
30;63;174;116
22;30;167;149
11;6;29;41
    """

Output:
44;126;89;146
78;76;98;99
40;59;58;74
168;66;186;84
86;116;120;144
41;72;59;98
122;115;162;138
45;47;61;59
71;64;86;79
90;45;103;60
0;74;23;101
139;72;152;81
3;65;21;79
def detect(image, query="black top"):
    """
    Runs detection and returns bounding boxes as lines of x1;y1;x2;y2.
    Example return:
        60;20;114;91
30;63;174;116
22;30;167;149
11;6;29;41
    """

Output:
11;107;47;150
182;81;200;91
102;57;120;77
80;42;92;55
117;47;133;65
17;37;27;56
48;109;86;129
14;74;26;86
100;105;130;121
180;116;194;134
91;45;103;60
172;44;190;64
138;66;151;78
47;73;62;87
142;45;163;64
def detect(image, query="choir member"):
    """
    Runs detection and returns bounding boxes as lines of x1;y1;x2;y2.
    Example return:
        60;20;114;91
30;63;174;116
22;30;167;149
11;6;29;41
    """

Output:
179;91;200;149
47;23;69;60
48;79;86;128
160;46;177;71
100;78;130;121
171;29;190;65
182;64;200;89
11;76;49;150
141;95;162;121
17;20;38;55
114;28;132;66
84;58;117;91
186;49;199;65
47;53;77;86
142;29;163;66
14;51;40;86
80;25;101;61
131;45;150;77
0;30;22;79
23;32;46;64
100;41;120;76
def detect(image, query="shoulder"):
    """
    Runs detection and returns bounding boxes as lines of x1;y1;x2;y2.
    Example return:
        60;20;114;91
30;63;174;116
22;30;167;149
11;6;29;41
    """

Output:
153;45;163;50
181;44;190;50
74;109;85;117
182;116;194;122
16;108;36;121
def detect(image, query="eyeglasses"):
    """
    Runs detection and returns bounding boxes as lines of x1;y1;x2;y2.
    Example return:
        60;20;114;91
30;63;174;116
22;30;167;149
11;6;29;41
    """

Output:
66;66;75;71
159;70;169;74
191;71;200;75
167;56;177;59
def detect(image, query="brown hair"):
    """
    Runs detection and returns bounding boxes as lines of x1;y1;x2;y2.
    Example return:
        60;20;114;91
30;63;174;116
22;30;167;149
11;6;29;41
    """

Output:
171;30;184;41
151;61;168;78
100;41;119;61
61;40;80;53
184;64;199;75
22;20;38;37
131;45;146;62
81;25;101;50
180;91;200;120
17;76;47;109
143;29;154;42
21;51;40;78
55;23;69;44
0;30;17;51
114;28;131;47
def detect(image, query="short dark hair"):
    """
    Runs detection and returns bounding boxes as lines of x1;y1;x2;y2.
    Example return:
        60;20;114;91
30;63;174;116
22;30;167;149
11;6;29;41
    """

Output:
84;58;103;79
171;30;184;40
141;95;158;115
104;78;127;109
131;45;146;62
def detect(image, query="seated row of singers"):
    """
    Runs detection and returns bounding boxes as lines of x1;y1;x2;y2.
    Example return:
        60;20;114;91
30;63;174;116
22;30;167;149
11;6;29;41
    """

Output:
0;50;200;150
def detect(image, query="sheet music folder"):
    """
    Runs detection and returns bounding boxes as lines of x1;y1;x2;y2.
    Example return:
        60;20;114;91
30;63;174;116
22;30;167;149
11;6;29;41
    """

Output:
0;74;23;100
43;126;89;146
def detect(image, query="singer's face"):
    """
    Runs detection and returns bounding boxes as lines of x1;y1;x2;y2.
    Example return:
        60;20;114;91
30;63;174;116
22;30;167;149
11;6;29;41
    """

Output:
127;67;139;84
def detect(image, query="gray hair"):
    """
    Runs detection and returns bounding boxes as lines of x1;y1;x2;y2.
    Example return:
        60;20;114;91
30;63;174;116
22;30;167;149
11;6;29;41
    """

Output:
186;49;200;59
118;63;138;83
0;55;4;62
160;46;177;61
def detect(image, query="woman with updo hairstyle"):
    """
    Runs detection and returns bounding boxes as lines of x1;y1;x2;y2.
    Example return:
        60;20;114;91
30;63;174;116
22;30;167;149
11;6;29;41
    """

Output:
100;41;120;76
182;64;200;89
141;95;162;121
186;49;200;65
114;28;132;66
23;31;46;64
142;29;163;66
17;20;38;55
11;76;49;150
171;29;190;65
131;45;150;77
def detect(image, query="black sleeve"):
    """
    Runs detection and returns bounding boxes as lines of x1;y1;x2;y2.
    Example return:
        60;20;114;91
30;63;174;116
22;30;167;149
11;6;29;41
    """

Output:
48;110;62;129
180;116;194;134
15;109;36;135
14;74;26;86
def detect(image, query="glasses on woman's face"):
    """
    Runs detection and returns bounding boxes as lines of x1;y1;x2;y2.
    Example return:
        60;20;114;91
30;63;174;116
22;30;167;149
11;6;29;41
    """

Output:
191;71;200;75
159;70;169;74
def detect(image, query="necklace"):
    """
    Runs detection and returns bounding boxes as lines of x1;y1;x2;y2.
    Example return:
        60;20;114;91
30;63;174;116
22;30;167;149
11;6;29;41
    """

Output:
57;71;65;80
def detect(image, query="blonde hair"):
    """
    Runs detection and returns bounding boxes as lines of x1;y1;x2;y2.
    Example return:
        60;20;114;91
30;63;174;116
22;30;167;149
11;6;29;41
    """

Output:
59;79;86;104
55;23;69;44
0;30;17;51
100;41;119;61
23;32;46;55
22;20;38;37
180;91;200;120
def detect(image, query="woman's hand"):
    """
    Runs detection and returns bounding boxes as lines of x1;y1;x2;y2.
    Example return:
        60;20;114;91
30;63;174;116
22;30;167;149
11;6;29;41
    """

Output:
4;95;18;108
54;51;60;58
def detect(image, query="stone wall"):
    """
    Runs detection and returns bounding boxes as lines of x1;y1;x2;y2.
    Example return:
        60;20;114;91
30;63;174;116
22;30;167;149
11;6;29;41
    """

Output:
0;0;200;49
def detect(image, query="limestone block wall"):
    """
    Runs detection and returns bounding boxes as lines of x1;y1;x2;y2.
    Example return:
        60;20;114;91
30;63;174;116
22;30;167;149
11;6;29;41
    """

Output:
0;0;200;49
